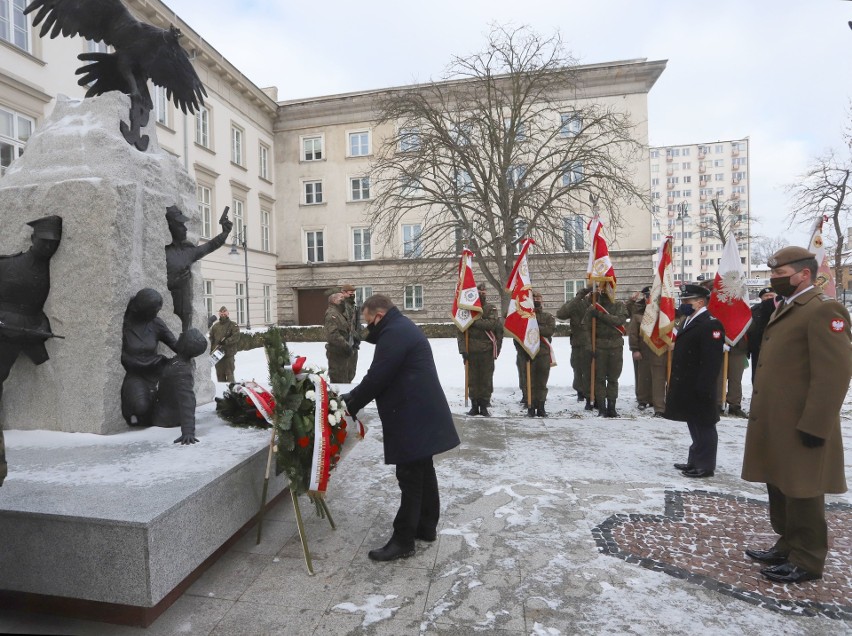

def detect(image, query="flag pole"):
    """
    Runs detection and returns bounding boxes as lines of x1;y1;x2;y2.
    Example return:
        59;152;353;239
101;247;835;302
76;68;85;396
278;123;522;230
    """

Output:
590;285;598;406
721;350;729;407
666;349;672;384
464;330;470;407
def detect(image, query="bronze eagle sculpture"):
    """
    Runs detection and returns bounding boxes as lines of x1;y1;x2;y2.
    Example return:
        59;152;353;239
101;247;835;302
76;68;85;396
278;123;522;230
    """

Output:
24;0;207;151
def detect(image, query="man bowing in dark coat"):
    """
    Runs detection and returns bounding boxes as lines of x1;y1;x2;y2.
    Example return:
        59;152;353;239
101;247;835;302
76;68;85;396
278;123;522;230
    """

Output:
342;294;460;561
665;284;725;478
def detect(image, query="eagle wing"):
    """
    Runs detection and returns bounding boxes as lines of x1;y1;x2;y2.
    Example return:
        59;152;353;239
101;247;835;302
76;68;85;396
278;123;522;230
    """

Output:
24;0;137;45
145;35;208;115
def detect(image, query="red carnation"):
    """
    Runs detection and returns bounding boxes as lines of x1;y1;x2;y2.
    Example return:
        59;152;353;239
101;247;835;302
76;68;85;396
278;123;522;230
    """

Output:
330;444;339;455
336;430;347;443
298;436;310;448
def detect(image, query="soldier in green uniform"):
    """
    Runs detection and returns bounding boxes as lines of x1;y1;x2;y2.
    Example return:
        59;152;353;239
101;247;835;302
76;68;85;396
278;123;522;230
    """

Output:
556;285;592;408
583;285;629;417
324;292;354;383
627;287;667;416
457;283;501;416
209;306;241;382
340;284;360;382
517;290;555;417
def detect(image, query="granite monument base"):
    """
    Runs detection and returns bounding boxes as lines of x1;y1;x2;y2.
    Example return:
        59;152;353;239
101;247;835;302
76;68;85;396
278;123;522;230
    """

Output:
0;407;287;626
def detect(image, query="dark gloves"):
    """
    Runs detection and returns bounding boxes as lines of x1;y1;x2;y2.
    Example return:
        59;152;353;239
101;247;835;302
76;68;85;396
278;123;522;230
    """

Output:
352;342;360;351
461;352;468;361
340;393;358;416
799;431;825;448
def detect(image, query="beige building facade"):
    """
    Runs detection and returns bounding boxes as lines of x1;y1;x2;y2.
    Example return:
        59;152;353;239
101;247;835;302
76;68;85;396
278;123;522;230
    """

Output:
649;138;751;285
0;0;279;328
274;59;666;324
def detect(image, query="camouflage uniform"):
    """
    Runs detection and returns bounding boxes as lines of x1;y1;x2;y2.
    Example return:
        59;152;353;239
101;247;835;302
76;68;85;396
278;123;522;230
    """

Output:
516;307;556;415
209;316;241;382
556;290;592;402
457;301;501;414
627;302;668;415
324;301;353;383
582;295;628;416
343;296;360;382
0;428;6;486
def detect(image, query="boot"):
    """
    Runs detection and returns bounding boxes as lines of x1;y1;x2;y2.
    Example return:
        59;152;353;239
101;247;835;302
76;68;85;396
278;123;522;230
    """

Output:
536;401;548;417
576;392;585;403
527;402;536;417
606;399;619;418
479;400;491;417
596;401;606;417
584;398;594;411
467;399;479;416
728;404;748;418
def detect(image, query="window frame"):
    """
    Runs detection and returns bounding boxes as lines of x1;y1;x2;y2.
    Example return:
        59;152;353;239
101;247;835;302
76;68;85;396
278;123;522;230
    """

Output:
195;105;211;149
563;279;587;302
404;284;424;311
263;284;272;325
352;226;372;261
235;281;246;325
347;129;371;157
560;112;582;137
303;179;324;205
260;209;271;252
197;183;213;239
305;228;325;263
349;176;371;202
259;142;270;180
301;134;324;162
402;223;423;258
0;104;34;177
1;0;30;52
230;123;245;167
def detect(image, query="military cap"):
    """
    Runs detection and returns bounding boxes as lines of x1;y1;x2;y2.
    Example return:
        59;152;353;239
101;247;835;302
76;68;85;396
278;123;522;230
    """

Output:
340;284;355;292
219;306;229;312
641;286;651;295
165;205;190;224
758;287;774;298
767;246;815;268
27;215;63;240
477;283;487;291
680;284;711;300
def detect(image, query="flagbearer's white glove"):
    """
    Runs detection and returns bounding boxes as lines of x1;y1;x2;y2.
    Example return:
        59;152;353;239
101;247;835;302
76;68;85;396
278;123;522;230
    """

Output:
723;344;731;352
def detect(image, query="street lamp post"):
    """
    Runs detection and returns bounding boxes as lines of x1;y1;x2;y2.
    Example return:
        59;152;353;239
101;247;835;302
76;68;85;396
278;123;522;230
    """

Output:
677;201;690;285
229;226;250;330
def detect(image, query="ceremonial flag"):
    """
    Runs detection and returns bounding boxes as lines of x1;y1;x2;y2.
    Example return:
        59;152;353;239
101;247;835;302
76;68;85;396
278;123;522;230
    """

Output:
504;238;540;358
809;215;836;298
451;248;483;330
640;237;677;355
587;215;617;300
708;234;752;346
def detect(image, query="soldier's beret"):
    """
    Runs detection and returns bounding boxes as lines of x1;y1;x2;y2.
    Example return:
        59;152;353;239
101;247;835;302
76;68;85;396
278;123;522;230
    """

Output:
758;287;774;298
340;284;355;292
165;205;190;224
27;215;63;240
767;246;815;268
219;306;229;312
680;284;710;300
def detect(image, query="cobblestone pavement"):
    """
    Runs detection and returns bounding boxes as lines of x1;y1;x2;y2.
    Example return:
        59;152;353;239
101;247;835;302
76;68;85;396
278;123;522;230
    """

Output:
594;490;852;620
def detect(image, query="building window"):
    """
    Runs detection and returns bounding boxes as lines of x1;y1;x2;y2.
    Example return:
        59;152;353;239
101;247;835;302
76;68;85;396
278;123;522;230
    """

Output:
560;112;582;137
259;143;270;180
232;198;245;241
302;136;323;161
504;117;525;141
260;209;271;252
350;176;370;201
456;170;473;193
197;184;212;238
263;284;272;324
564;279;586;301
348;131;370;157
355;286;373;306
404;285;424;310
154;85;169;126
398;127;420;152
507;165;526;189
306;230;324;263
1;0;29;51
235;282;246;325
733;171;747;181
402;223;422;258
353;227;371;261
195;106;210;148
231;125;244;166
563;215;584;251
0;106;33;176
203;280;214;318
562;162;583;186
304;180;323;204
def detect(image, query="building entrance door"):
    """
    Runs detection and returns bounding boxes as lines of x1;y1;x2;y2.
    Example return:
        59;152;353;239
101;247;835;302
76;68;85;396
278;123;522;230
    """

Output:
297;289;329;325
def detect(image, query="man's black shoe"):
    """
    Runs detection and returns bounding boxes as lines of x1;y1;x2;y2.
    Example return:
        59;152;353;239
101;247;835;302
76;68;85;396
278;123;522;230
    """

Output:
638;402;648;410
415;530;437;542
368;540;415;562
527;406;536;417
584;399;594;411
577;393;585;403
728;405;748;418
745;547;788;565
536;403;548;417
467;400;479;416
479;404;491;417
681;468;714;478
673;463;693;471
760;562;821;583
606;400;619;418
653;412;666;418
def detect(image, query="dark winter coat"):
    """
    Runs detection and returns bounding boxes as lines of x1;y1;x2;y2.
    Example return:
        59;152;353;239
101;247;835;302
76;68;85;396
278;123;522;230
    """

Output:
345;306;460;464
664;310;725;425
746;297;775;358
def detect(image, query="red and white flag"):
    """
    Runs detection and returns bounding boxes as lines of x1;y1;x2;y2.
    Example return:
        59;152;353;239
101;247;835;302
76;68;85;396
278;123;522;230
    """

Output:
504;238;540;358
587;215;617;300
708;234;752;346
451;248;483;331
640;237;677;355
809;215;836;298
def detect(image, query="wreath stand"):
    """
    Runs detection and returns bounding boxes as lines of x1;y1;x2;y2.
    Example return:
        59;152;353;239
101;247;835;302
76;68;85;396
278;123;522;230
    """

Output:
254;425;336;575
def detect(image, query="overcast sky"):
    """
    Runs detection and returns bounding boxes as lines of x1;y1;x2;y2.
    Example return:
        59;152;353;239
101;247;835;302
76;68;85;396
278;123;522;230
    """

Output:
168;0;852;247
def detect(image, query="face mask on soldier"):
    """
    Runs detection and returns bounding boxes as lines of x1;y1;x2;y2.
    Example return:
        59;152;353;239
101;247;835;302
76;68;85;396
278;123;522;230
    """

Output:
770;275;797;297
678;302;695;317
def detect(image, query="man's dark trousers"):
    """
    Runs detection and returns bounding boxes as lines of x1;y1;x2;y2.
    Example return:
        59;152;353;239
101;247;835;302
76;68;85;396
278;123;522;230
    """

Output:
393;457;439;546
686;419;717;471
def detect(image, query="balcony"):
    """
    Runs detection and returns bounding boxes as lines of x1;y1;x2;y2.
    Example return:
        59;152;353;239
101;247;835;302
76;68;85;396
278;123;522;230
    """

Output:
666;167;674;176
668;210;675;218
732;178;740;185
667;182;674;190
732;147;740;157
699;165;706;174
700;194;707;202
666;154;673;162
731;192;740;200
698;151;706;160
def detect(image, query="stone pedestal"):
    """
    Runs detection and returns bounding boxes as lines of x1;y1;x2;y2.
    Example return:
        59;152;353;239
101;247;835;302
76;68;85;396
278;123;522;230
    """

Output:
0;93;214;434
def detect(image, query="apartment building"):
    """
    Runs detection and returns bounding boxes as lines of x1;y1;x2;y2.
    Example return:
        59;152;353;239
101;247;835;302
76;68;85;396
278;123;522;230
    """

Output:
649;138;751;284
274;59;666;324
0;0;279;327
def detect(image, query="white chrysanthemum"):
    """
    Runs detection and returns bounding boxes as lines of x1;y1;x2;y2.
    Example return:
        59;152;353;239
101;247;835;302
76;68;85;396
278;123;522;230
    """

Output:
305;390;316;400
327;413;337;425
329;400;338;411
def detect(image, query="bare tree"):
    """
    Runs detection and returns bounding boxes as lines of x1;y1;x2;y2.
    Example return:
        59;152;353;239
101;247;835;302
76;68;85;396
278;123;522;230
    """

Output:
787;149;852;290
750;235;787;266
367;25;648;308
697;194;749;247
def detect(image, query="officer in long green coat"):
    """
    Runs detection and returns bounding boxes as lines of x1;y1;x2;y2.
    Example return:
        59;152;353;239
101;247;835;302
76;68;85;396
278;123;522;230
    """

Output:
516;290;556;417
582;285;629;417
324;292;354;383
457;283;501;416
556;286;592;408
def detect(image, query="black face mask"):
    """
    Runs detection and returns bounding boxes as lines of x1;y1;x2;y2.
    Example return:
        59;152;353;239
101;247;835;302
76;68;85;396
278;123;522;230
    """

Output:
534;301;542;309
365;318;380;343
678;303;695;317
770;275;797;298
479;294;487;304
